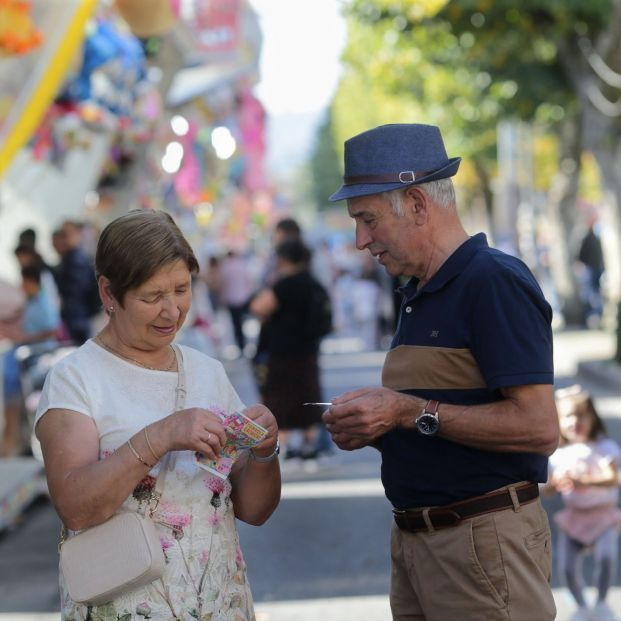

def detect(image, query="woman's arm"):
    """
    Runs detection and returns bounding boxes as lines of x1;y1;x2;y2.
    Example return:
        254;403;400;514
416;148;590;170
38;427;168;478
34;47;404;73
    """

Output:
37;410;157;530
230;404;281;525
37;405;230;531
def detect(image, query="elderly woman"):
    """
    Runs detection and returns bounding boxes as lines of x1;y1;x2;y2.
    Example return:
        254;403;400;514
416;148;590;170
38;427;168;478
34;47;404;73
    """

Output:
35;210;280;620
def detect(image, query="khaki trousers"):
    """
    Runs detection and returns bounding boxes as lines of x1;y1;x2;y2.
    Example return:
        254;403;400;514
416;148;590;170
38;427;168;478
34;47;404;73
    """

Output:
390;496;556;621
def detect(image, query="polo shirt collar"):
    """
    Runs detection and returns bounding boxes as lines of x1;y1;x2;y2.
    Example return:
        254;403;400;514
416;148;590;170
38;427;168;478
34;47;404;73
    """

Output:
400;232;489;299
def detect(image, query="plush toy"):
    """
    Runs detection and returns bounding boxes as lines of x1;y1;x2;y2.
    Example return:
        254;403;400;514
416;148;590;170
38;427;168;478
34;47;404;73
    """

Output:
114;0;177;37
0;0;43;55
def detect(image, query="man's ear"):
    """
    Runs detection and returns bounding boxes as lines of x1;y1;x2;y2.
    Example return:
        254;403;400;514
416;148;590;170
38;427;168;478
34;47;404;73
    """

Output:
405;186;428;223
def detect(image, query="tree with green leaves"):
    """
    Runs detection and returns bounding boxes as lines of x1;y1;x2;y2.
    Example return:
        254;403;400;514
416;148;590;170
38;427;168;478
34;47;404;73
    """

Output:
309;112;344;209
329;0;621;329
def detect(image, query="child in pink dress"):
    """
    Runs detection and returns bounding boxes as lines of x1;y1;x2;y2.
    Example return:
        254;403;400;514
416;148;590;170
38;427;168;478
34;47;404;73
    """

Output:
545;385;621;621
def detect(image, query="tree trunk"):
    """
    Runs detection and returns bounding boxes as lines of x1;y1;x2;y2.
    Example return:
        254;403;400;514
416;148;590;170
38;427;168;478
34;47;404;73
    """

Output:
590;137;621;361
545;114;584;325
472;157;495;237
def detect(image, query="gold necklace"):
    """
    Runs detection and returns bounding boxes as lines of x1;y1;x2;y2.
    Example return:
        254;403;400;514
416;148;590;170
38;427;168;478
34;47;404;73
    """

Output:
96;335;176;371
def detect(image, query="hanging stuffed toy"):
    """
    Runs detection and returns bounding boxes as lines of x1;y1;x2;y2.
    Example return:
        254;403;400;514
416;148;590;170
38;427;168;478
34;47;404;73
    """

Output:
0;0;43;56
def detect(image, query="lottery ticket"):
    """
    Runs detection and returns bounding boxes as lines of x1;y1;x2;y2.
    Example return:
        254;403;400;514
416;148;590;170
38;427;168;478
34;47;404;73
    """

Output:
196;411;268;479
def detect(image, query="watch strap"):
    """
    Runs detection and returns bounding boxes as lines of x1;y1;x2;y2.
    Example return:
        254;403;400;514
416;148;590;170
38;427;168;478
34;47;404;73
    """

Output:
424;400;440;416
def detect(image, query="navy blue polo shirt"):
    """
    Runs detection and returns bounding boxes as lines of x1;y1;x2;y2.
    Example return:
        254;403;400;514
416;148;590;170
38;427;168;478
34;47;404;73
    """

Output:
381;233;553;508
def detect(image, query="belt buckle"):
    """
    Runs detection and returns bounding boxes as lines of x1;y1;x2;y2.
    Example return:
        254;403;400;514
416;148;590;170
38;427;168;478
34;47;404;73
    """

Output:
392;508;412;532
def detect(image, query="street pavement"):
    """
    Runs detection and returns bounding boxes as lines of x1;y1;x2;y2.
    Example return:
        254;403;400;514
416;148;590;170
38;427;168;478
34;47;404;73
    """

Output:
0;328;620;620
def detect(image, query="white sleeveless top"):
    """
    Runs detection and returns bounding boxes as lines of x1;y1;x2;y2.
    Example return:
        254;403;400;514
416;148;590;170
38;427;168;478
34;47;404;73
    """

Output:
36;340;255;620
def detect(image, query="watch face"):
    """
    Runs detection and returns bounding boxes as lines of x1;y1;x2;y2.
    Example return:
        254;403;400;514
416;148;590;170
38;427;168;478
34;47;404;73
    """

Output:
416;413;439;436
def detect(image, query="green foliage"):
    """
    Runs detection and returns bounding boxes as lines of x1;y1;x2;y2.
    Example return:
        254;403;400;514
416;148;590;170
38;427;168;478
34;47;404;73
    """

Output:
335;0;504;198
333;0;614;206
309;112;345;209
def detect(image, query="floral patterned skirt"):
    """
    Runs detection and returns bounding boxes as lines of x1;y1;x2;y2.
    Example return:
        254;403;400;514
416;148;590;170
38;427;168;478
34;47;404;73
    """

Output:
60;458;255;621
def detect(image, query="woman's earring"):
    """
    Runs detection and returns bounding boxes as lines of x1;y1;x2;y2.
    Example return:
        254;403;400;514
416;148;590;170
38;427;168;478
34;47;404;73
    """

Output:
108;306;115;313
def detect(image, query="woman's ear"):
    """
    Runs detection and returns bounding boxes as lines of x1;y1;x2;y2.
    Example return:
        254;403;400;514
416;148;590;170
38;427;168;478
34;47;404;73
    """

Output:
99;276;114;308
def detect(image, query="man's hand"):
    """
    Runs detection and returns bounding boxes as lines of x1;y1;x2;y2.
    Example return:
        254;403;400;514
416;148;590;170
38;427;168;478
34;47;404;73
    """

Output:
322;387;417;450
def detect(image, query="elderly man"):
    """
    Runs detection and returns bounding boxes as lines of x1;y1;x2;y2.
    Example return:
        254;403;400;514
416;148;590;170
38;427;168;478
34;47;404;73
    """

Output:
323;124;559;620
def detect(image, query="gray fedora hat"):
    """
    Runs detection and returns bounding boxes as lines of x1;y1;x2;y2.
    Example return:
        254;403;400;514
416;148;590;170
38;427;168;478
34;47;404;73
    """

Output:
329;123;461;202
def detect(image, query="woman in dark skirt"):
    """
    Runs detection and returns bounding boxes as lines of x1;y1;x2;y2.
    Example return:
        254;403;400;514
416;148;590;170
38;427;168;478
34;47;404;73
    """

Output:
250;239;330;458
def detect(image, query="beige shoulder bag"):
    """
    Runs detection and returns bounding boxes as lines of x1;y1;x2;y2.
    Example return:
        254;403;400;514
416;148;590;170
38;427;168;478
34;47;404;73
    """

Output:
59;345;187;606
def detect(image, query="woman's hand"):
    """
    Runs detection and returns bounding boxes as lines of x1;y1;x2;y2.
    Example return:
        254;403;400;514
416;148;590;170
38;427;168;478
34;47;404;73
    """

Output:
151;407;228;461
243;404;278;458
230;404;281;525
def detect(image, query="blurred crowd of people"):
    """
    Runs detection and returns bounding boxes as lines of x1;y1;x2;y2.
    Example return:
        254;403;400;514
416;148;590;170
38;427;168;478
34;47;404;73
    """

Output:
194;221;398;361
186;217;399;462
0;205;609;462
0;220;101;456
0;215;397;461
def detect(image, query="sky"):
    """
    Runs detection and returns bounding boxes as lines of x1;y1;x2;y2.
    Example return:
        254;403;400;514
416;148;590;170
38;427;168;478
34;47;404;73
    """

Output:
247;0;347;174
248;0;347;117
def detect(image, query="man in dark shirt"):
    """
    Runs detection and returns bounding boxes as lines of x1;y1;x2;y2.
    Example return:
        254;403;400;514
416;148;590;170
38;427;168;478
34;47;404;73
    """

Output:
53;220;97;345
323;124;559;620
577;220;605;327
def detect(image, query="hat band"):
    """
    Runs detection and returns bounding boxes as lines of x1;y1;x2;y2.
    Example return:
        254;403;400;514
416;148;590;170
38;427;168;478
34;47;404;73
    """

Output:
343;169;433;186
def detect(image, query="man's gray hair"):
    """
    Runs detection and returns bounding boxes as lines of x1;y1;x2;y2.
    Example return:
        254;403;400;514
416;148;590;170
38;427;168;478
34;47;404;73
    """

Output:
383;178;456;216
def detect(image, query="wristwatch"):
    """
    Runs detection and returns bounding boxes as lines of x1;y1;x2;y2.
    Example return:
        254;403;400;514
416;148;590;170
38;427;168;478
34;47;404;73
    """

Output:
415;400;440;436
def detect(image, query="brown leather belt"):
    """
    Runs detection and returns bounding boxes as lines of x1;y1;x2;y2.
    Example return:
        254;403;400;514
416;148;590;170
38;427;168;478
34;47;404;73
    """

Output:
393;482;539;533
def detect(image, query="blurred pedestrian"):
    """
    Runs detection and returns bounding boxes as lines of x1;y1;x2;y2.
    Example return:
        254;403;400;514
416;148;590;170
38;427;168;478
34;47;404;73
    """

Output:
14;243;60;311
351;256;382;350
17;227;37;251
323;123;559;620
203;255;223;314
1;264;60;455
250;239;330;460
576;215;605;328
252;218;304;393
52;220;99;344
544;385;621;621
219;250;254;356
260;217;302;286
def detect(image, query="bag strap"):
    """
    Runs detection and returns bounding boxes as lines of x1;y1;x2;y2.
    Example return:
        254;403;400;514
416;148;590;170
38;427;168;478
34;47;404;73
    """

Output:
172;344;187;411
149;344;186;506
60;345;188;542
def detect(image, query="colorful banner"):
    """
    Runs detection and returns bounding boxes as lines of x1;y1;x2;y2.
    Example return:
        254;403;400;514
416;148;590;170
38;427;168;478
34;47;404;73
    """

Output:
193;0;241;57
0;0;98;178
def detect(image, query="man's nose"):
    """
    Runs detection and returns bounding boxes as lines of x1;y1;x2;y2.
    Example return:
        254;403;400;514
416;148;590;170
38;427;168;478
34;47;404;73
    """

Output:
355;226;371;250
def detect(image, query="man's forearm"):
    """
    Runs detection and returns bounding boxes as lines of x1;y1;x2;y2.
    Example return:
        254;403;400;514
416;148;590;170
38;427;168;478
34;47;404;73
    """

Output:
436;385;558;455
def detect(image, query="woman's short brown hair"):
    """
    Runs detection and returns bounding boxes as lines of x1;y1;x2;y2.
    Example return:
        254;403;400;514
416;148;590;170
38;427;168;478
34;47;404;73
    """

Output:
96;209;199;306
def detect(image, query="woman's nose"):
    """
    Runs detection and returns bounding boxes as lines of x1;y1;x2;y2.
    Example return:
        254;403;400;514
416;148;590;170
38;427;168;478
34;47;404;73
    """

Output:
160;296;181;318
